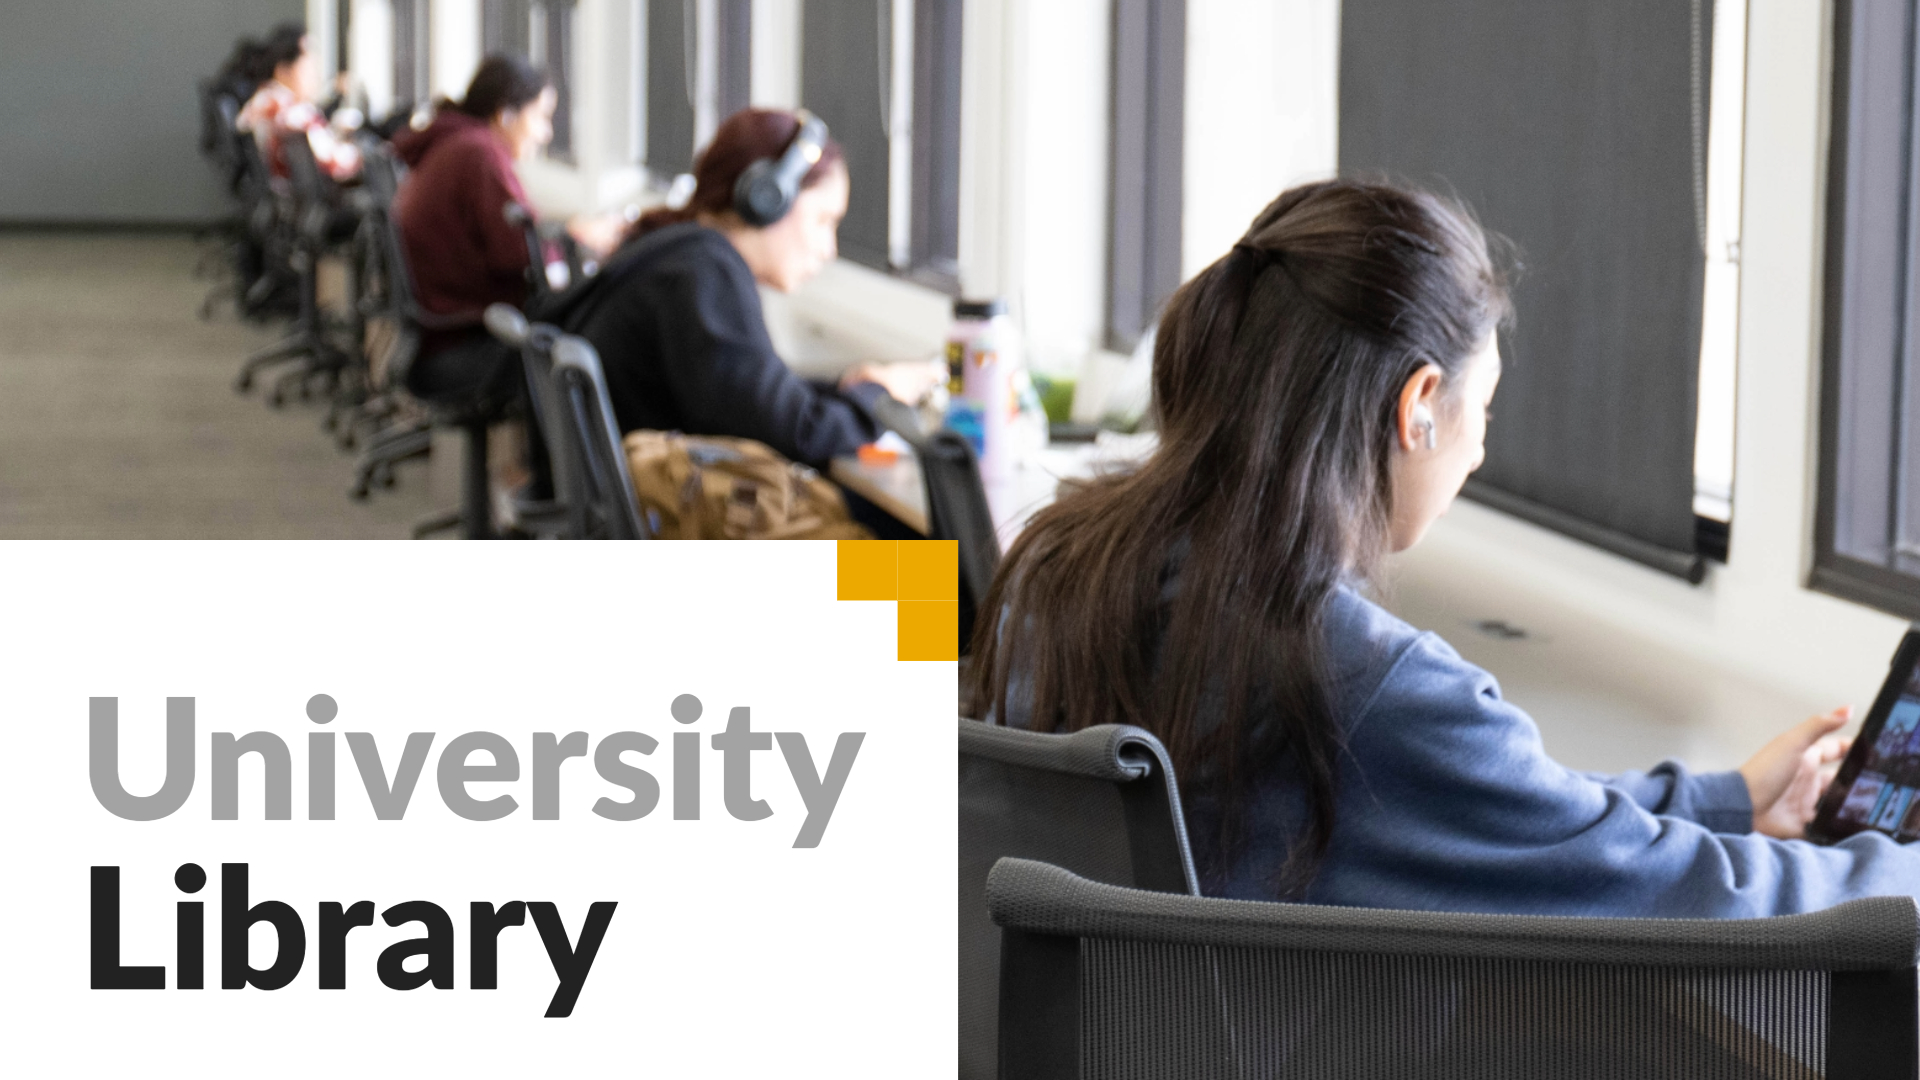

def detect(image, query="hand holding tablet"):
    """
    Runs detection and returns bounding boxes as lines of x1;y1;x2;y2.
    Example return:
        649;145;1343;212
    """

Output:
1811;628;1920;843
1740;706;1852;839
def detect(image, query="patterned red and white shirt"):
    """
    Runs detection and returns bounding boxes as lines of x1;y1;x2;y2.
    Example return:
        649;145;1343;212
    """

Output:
236;80;361;182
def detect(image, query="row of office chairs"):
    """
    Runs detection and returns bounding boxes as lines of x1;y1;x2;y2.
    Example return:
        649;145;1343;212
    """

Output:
959;717;1920;1079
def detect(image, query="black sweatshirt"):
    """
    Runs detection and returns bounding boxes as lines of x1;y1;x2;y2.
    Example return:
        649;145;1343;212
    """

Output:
558;223;887;468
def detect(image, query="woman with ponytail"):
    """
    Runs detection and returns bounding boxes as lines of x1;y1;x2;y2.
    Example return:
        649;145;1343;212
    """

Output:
559;108;941;473
973;178;1920;918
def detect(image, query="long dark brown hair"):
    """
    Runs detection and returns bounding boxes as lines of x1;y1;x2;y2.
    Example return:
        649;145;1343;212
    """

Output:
629;108;846;239
968;179;1511;892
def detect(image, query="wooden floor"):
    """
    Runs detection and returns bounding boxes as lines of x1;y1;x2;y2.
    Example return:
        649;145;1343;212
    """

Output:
0;231;458;538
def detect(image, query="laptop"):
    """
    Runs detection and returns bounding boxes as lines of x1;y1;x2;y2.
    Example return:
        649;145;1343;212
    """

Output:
1810;626;1920;842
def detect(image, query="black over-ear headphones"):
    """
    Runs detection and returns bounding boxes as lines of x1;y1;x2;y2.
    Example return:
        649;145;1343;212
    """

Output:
731;110;830;227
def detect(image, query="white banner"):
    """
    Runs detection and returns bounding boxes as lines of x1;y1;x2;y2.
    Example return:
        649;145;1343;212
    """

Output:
0;541;956;1075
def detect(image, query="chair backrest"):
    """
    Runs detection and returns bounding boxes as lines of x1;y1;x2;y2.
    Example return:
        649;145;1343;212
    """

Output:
486;303;578;528
865;396;1002;646
356;148;471;392
360;145;403;208
234;127;276;231
281;131;336;217
921;429;1001;642
548;333;649;539
958;719;1198;1080
988;858;1920;1080
503;202;552;300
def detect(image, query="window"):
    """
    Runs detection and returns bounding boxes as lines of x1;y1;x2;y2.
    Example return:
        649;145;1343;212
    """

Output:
537;0;578;160
481;0;576;160
716;0;752;125
1340;0;1720;582
1105;0;1184;353
393;0;432;113
335;0;352;75
1816;0;1920;618
482;0;531;55
645;0;751;181
644;0;696;176
800;1;962;286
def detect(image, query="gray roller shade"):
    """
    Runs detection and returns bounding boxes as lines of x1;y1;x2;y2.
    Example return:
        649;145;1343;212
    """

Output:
717;0;752;123
802;1;891;271
1340;0;1712;581
1106;0;1185;353
646;0;696;176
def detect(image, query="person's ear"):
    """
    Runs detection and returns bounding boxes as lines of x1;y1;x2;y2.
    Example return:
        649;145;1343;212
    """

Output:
1396;363;1445;452
497;107;520;130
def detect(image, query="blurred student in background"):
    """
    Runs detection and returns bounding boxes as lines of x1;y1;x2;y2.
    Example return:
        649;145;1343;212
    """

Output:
235;23;361;182
391;54;553;405
392;54;626;402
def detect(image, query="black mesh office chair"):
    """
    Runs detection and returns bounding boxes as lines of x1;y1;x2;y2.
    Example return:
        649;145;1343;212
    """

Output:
235;131;354;405
346;147;504;539
203;117;296;324
989;857;1920;1080
547;332;649;539
958;719;1199;1080
326;144;403;449
194;86;252;318
478;303;568;539
866;396;1001;649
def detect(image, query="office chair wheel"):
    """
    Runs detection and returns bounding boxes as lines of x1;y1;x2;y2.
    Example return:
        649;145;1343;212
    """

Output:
267;389;286;408
234;371;253;393
378;465;397;489
349;479;371;501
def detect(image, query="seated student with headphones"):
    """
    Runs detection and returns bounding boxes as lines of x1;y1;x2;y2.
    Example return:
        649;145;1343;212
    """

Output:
555;109;942;475
971;178;1919;919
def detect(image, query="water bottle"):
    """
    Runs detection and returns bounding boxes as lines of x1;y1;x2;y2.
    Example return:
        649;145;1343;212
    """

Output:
943;298;1003;467
958;299;1023;482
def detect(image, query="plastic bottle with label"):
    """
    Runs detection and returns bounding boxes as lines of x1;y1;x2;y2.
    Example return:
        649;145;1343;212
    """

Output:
944;297;1039;481
942;298;997;458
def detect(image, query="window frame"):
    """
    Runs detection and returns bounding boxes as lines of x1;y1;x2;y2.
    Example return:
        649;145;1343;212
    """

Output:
1104;0;1185;354
1815;0;1920;621
481;0;576;162
393;0;433;114
905;0;963;293
539;0;578;161
799;0;961;291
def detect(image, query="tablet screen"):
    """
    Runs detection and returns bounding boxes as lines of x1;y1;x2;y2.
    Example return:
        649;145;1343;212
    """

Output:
1812;630;1920;842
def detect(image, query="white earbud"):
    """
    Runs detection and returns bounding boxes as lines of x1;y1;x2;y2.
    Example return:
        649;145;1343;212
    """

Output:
1411;404;1437;450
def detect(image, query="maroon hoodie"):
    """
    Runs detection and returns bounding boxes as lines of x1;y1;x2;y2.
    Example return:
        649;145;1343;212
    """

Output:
391;110;533;335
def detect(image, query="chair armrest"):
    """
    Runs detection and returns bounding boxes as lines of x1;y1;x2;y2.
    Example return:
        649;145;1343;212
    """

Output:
986;858;1920;971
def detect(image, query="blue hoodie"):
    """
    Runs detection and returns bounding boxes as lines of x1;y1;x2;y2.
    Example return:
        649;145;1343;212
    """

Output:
1173;586;1920;916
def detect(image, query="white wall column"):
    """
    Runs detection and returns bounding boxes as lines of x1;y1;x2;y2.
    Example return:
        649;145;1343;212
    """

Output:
431;0;482;102
309;0;340;77
351;0;396;120
1181;0;1338;277
749;0;800;109
956;0;1019;302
